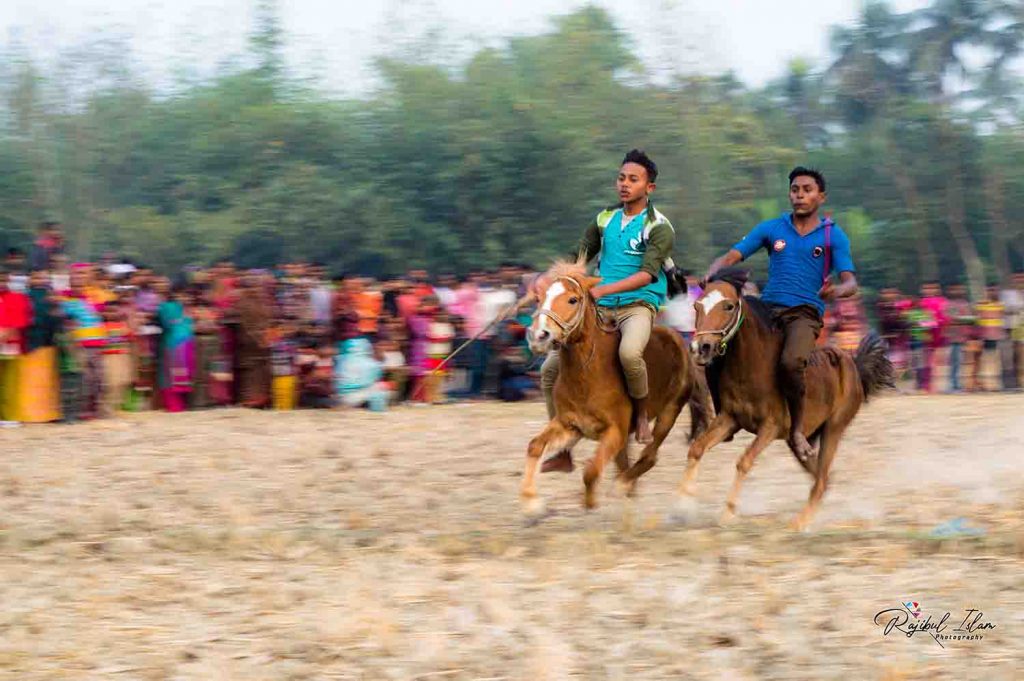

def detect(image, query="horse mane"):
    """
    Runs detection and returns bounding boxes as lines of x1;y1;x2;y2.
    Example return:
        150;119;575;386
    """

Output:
544;259;593;288
739;295;777;334
707;267;749;293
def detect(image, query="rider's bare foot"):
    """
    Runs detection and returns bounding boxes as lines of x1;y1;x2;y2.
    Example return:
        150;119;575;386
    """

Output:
788;431;816;465
541;449;575;473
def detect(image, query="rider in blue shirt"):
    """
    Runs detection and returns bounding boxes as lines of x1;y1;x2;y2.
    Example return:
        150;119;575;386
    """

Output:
703;167;859;464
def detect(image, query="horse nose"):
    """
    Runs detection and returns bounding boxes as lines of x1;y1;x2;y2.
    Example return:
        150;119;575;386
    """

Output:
536;329;550;342
699;341;712;355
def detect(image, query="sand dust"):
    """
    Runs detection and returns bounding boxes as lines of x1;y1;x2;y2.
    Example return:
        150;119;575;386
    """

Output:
1;394;1021;680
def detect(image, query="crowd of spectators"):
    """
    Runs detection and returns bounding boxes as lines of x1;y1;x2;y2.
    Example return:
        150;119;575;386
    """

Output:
2;222;1022;427
0;223;543;426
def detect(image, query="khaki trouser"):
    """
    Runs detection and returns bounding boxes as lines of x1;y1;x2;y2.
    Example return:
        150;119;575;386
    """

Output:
102;352;133;417
541;303;654;418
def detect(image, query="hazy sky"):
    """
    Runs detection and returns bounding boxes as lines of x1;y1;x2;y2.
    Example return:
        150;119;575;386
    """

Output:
1;0;931;94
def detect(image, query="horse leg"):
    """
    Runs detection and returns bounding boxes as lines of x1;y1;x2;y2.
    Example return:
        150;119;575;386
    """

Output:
521;420;580;517
582;428;628;510
618;399;684;497
674;413;738;523
790;420;846;532
721;422;779;524
614;446;631;474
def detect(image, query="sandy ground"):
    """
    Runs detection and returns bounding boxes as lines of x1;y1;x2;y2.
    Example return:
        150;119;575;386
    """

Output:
1;394;1022;680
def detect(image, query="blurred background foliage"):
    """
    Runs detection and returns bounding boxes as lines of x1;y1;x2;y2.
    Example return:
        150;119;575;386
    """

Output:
1;0;1023;297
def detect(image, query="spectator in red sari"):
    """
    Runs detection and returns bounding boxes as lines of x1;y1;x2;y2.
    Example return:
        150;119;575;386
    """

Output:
0;270;32;425
332;276;361;344
235;273;272;408
396;281;420;322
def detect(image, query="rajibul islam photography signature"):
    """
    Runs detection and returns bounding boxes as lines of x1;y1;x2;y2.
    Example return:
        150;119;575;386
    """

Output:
874;601;996;648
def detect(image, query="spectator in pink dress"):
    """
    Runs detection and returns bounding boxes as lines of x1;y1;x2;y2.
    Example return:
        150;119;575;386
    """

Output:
406;296;438;402
918;282;950;394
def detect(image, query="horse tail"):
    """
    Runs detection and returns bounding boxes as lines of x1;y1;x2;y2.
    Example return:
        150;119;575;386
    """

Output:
854;332;895;401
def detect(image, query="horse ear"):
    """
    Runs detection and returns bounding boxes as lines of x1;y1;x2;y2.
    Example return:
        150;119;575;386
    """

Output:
585;276;602;290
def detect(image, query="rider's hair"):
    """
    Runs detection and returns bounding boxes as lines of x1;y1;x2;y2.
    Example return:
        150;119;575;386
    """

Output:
788;166;826;192
622;149;658;183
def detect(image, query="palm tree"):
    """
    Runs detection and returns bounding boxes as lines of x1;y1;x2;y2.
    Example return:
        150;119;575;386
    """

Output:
906;0;1006;103
976;0;1024;118
825;1;912;126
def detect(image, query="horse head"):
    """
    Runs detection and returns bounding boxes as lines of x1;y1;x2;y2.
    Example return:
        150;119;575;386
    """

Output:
528;262;601;355
692;268;749;366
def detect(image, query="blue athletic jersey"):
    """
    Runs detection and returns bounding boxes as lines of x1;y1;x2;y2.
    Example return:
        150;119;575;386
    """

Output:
732;213;855;315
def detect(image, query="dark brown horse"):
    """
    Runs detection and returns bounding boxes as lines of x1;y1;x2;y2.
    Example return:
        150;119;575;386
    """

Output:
521;262;711;515
679;269;893;530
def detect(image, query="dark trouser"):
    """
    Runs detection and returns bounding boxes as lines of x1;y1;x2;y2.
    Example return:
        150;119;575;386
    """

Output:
772;305;824;441
1000;339;1019;390
949;343;963;392
910;338;932;391
60;371;85;423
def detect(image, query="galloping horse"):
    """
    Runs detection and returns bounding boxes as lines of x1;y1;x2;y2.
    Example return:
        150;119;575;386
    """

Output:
680;268;893;530
521;261;711;514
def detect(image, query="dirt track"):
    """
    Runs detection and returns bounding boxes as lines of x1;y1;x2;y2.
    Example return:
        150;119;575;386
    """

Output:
1;395;1022;680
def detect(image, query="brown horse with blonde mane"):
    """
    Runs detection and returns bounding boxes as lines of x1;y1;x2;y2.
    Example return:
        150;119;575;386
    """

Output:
521;261;711;515
678;268;893;530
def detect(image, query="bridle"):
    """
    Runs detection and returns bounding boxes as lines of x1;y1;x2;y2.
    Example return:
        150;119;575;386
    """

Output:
693;295;744;353
536;276;589;343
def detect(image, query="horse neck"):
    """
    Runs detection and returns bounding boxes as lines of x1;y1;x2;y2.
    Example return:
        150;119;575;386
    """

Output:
720;304;780;378
559;301;613;375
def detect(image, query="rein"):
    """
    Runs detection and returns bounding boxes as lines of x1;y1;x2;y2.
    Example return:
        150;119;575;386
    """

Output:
410;293;532;400
694;297;745;352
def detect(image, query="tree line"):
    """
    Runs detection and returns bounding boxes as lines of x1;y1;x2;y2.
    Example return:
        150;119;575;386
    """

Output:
1;0;1022;298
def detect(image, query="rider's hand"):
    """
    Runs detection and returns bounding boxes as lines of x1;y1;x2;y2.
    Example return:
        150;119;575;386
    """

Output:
818;279;835;301
590;285;606;301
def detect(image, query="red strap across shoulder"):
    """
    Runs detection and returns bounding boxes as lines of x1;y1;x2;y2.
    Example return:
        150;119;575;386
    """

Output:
823;217;832;284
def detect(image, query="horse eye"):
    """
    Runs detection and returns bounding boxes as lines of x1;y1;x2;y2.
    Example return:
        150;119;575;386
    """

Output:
568;297;579;305
724;303;735;311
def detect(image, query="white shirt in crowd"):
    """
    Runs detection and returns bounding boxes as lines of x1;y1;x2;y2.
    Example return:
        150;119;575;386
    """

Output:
662;290;697;333
51;272;70;292
1000;287;1023;330
477;286;517;337
310;285;333;324
434;286;456;310
382;350;405;371
427;321;455;358
8;274;28;293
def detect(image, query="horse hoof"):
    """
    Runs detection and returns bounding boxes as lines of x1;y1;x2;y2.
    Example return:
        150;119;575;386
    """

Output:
787;515;810;533
718;507;737;527
670;495;699;525
615;475;637;499
522;496;546;520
